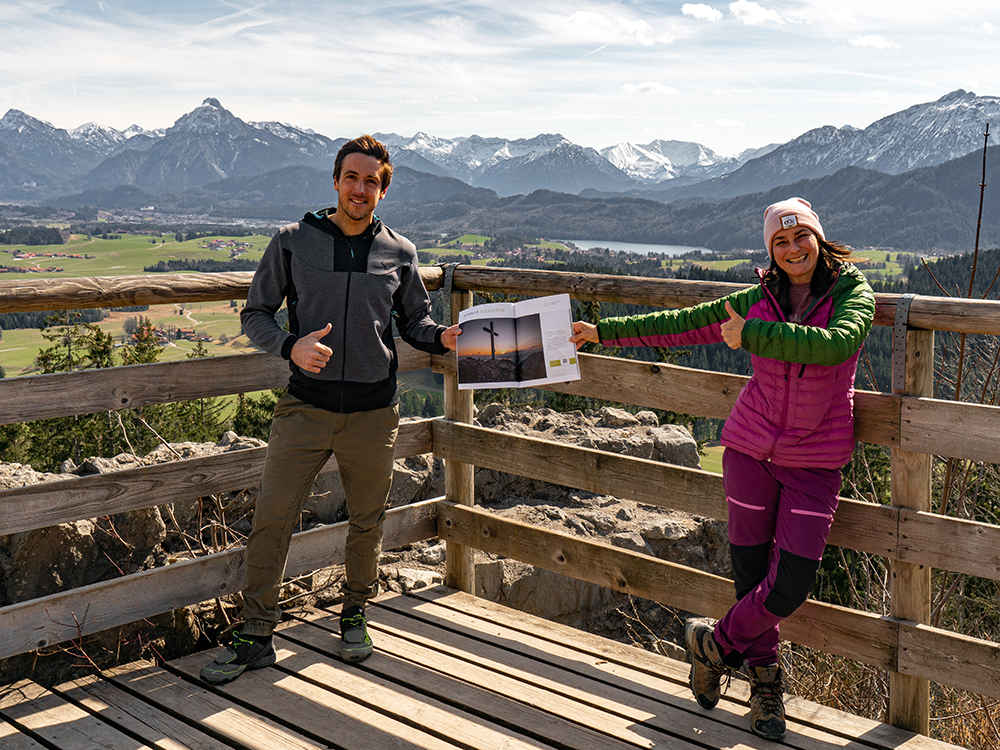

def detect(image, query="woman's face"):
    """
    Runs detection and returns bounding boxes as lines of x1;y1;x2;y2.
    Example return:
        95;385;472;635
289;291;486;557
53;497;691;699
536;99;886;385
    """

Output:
770;225;819;284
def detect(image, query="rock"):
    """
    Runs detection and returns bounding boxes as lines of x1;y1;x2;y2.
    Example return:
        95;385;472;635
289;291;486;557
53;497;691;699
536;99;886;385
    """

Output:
577;510;616;532
0;462;64;489
596;407;640;428
610;532;655;555
503;566;616;628
641;516;699;541
636;410;660;426
0;521;101;604
416;542;447;565
651;426;702;467
396;567;443;593
75;454;144;476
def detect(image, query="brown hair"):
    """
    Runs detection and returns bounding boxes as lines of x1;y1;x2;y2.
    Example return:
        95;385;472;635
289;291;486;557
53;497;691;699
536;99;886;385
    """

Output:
333;134;393;190
764;238;855;315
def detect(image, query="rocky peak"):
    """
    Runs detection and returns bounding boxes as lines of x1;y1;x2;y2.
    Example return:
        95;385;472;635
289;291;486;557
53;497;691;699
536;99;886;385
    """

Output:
167;98;244;135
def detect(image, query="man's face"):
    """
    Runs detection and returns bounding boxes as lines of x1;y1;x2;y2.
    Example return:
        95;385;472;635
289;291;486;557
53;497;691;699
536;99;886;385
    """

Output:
333;152;388;226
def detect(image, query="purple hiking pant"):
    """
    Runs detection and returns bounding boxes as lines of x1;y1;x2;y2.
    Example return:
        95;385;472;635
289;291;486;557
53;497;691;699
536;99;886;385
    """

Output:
713;448;841;666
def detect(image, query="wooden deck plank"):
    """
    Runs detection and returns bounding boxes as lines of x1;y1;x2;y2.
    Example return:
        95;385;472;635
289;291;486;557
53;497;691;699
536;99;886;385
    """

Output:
0;718;47;750
368;593;876;750
404;587;958;750
54;670;234;750
103;662;327;750
167;649;468;750
0;586;966;750
280;612;694;750
266;632;568;750
0;678;158;749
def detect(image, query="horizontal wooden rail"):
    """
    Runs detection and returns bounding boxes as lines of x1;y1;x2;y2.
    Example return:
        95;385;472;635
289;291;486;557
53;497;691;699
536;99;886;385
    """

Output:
438;347;1000;463
6;267;1000;334
899;397;1000;463
0;499;439;661
0;272;256;313
0;341;431;425
436;501;1000;700
0;418;434;537
431;420;1000;582
435;266;1000;333
0;268;444;312
434;350;899;448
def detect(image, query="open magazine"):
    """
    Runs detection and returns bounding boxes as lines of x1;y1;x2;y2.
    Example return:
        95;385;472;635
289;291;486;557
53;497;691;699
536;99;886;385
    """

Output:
456;293;581;390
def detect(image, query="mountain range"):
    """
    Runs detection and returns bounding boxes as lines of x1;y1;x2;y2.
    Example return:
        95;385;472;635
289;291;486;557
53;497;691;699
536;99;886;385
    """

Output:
1;92;999;250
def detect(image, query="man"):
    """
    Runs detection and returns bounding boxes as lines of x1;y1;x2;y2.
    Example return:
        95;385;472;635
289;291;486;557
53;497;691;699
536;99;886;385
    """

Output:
201;135;460;684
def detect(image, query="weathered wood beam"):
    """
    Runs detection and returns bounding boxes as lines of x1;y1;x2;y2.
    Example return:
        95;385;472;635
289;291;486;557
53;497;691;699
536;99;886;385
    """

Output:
0;341;431;424
0;500;438;660
0;419;434;536
431;420;1000;581
437;502;1000;699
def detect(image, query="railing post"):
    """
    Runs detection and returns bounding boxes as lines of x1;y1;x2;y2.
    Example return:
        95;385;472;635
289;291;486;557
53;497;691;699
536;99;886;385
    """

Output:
888;326;933;734
442;266;475;593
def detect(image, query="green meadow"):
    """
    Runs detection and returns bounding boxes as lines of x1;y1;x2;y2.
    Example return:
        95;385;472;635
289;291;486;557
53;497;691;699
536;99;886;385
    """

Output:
699;444;724;475
0;234;271;279
0;300;257;378
0;234;273;377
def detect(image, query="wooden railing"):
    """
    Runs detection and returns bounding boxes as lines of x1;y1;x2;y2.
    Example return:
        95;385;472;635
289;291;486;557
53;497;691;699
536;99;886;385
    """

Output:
3;266;1000;737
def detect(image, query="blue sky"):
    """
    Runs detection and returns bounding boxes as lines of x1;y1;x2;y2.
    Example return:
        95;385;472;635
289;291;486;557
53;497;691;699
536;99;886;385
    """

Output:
2;1;998;156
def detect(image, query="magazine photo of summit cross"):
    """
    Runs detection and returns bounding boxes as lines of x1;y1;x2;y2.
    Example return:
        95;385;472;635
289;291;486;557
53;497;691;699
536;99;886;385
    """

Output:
456;294;580;390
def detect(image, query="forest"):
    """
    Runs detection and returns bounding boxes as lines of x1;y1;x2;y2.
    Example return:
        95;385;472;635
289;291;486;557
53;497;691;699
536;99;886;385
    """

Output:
0;226;64;245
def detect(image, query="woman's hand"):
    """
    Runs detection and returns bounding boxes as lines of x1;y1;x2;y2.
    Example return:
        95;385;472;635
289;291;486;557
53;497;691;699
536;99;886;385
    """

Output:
721;301;745;350
569;321;599;349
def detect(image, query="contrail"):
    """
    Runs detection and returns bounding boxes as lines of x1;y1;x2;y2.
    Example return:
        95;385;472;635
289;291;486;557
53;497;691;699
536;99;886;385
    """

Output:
581;43;609;58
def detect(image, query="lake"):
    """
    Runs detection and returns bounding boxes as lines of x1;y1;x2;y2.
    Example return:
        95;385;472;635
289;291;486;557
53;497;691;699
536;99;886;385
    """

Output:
557;239;710;256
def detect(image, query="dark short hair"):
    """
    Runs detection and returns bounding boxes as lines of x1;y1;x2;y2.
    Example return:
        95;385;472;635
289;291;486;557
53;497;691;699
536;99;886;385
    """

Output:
333;135;393;190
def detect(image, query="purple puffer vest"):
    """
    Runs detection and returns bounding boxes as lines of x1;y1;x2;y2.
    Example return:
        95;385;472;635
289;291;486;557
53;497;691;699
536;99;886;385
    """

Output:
720;286;861;470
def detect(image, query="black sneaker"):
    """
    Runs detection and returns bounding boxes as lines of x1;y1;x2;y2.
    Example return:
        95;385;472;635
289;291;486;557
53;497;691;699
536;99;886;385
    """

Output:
340;606;373;663
200;630;276;684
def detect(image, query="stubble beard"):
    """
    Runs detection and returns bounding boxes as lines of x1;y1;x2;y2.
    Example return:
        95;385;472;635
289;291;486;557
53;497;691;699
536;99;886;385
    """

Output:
340;193;373;223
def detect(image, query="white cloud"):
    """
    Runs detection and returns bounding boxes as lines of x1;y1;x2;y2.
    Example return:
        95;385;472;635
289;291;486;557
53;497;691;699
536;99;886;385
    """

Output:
622;82;677;96
729;1;782;25
682;4;723;22
850;34;900;50
618;17;657;46
716;118;745;127
566;10;668;46
568;11;607;28
977;21;994;34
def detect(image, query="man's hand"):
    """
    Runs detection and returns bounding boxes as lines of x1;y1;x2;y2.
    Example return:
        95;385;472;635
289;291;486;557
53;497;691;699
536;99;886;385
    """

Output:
569;321;599;349
441;324;462;351
291;323;333;373
721;300;745;350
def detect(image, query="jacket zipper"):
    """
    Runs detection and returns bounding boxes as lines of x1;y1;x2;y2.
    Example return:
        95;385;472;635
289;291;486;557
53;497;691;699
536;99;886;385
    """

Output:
755;268;840;459
338;238;355;413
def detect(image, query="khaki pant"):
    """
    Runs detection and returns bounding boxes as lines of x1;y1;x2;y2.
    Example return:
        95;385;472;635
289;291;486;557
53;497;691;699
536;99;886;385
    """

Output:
240;395;399;636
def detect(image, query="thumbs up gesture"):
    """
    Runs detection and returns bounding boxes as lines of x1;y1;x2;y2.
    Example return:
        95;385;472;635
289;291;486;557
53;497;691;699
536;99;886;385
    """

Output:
291;323;333;373
720;300;745;350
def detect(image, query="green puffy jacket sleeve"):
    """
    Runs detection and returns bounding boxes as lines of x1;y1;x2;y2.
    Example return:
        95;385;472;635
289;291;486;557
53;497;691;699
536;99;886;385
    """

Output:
741;264;874;366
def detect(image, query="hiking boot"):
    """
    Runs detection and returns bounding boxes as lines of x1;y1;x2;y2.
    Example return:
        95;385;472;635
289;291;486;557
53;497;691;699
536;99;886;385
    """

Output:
200;630;276;684
340;606;373;663
746;663;786;740
684;619;729;709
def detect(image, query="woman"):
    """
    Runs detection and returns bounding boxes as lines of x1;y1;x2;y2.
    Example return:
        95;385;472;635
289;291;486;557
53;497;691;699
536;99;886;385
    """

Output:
570;198;874;741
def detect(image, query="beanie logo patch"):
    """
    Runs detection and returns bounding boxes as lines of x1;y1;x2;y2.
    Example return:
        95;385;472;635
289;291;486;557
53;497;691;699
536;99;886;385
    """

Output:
781;215;799;229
